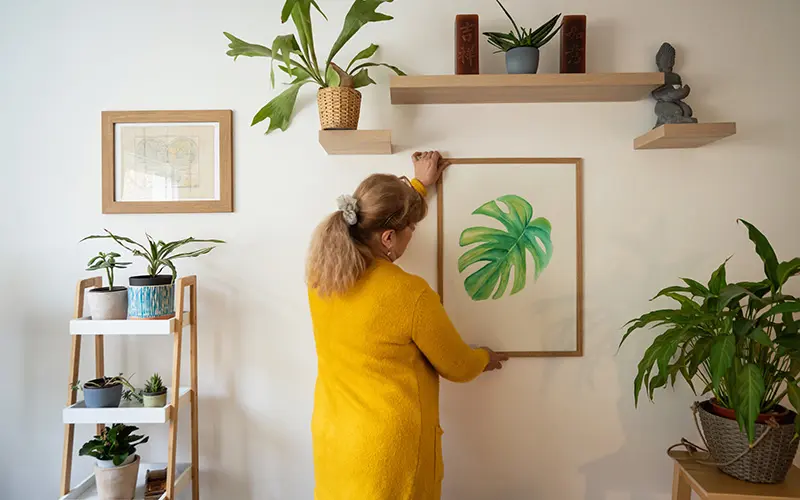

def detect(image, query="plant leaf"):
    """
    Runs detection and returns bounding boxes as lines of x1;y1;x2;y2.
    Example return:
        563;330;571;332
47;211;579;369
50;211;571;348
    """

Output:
346;43;379;73
709;334;735;391
681;278;710;297
493;0;522;39
270;34;299;87
777;258;800;287
327;0;394;66
739;219;780;289
223;32;273;60
251;80;311;134
748;328;773;347
735;363;765;443
457;195;552;301
281;0;326;23
351;69;376;88
708;259;729;295
761;302;800;318
350;61;406;76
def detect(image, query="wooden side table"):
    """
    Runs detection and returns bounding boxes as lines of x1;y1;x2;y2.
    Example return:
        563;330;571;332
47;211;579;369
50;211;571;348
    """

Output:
671;451;800;499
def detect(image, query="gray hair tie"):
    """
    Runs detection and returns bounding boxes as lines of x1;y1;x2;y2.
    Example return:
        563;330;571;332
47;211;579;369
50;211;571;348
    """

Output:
337;195;358;226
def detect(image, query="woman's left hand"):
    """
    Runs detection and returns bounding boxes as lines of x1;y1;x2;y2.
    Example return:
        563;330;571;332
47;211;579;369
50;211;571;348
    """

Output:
412;151;451;187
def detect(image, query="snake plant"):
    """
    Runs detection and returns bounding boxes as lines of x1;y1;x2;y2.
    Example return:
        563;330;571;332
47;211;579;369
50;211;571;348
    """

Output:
458;195;553;301
483;0;561;53
223;0;405;134
621;220;800;443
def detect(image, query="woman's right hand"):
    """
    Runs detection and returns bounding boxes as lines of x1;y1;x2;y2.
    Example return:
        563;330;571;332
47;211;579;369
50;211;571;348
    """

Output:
412;151;451;187
482;348;509;372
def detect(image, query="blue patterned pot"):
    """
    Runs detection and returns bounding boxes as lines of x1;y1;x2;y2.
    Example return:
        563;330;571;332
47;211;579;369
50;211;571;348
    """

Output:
128;275;175;320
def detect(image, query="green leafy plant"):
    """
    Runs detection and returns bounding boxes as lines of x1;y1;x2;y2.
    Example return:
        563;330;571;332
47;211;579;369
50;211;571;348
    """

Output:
621;219;800;443
458;195;553;301
223;0;405;134
144;373;165;394
86;251;131;289
79;424;149;466
82;229;224;283
483;0;561;53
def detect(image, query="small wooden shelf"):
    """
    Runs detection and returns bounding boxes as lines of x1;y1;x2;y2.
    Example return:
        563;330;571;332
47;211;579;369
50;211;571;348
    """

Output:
319;130;392;155
390;72;665;104
63;388;191;424
60;462;191;500
634;122;737;150
69;312;191;336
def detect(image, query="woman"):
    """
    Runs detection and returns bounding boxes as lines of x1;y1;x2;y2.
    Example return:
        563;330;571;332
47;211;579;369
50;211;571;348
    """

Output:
306;151;508;500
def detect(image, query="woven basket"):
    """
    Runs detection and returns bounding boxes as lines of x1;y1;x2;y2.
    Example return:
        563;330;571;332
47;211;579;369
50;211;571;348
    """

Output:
317;87;361;130
697;400;798;483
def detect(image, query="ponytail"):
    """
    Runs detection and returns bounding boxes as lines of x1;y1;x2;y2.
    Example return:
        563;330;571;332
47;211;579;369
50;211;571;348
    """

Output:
306;174;427;296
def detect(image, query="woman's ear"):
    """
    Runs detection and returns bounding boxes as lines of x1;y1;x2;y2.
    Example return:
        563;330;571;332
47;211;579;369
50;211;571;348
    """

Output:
380;229;395;250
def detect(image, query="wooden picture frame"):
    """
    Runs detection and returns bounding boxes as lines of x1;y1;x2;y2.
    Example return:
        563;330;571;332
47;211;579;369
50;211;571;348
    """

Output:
436;157;584;357
101;110;233;214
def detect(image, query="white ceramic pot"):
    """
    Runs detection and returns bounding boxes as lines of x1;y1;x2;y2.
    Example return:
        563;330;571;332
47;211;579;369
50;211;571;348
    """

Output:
95;455;140;500
95;454;136;469
88;287;128;320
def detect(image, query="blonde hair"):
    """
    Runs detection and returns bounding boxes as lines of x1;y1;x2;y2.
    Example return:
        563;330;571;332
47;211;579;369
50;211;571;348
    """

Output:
307;174;428;296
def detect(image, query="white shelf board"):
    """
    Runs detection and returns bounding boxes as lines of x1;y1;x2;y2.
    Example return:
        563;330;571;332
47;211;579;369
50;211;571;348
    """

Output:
70;312;191;336
63;388;191;424
60;462;191;500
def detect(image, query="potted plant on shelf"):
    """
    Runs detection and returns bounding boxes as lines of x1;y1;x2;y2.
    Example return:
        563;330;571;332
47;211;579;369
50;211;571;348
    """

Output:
621;220;800;484
85;251;132;320
483;0;561;74
223;0;405;133
79;424;149;500
72;374;138;408
82;230;223;320
142;373;167;408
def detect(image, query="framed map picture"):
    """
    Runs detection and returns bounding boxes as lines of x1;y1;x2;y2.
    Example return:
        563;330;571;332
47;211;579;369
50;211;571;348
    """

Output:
101;110;233;213
437;158;584;357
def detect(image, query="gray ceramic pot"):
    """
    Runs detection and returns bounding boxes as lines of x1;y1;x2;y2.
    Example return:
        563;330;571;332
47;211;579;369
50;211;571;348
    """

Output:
506;47;540;74
83;378;123;408
143;390;167;408
88;287;128;320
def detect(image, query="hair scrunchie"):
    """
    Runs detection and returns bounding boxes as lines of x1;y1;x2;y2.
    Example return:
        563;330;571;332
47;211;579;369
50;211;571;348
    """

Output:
336;194;359;226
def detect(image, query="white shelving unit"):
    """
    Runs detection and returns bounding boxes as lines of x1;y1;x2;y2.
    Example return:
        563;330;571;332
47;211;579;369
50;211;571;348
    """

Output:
60;276;200;500
60;463;192;500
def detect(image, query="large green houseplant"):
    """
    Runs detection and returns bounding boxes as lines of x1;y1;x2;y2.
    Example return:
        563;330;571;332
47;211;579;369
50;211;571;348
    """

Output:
621;220;800;482
79;424;149;499
224;0;405;133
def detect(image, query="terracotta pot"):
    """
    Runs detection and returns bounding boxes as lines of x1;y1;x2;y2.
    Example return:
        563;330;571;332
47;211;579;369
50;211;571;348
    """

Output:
94;454;140;500
709;399;794;425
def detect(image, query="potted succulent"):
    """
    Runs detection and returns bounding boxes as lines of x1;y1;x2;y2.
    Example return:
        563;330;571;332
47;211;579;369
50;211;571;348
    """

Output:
483;0;561;74
82;230;223;320
621;220;800;484
72;374;138;409
85;251;132;320
142;373;167;408
223;0;405;133
79;424;149;500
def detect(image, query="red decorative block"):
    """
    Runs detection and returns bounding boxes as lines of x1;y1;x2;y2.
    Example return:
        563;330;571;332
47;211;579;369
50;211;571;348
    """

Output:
560;15;586;74
455;14;479;75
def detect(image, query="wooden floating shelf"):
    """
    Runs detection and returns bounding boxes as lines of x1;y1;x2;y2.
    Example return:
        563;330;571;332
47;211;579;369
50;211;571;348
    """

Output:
319;130;392;155
60;462;191;500
63;387;191;424
390;72;665;104
634;122;737;150
69;312;191;336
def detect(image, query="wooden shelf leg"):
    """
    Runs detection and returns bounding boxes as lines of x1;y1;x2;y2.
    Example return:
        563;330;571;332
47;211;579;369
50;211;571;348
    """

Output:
167;279;187;500
190;282;199;500
95;335;105;436
60;335;82;496
672;462;692;500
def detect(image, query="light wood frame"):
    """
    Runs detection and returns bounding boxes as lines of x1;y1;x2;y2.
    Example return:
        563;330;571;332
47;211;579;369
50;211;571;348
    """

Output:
60;276;200;500
436;157;584;358
102;110;233;214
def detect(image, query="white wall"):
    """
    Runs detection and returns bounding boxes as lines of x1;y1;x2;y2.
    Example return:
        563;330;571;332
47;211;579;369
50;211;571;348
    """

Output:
1;0;799;498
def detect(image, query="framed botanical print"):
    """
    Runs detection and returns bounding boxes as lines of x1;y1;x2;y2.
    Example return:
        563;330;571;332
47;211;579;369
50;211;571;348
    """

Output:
101;110;233;213
437;158;584;357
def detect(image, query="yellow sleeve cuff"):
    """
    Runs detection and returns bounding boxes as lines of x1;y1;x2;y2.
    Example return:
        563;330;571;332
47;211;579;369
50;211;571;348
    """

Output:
410;178;427;197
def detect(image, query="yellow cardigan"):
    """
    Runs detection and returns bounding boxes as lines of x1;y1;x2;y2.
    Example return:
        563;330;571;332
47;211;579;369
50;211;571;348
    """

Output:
308;259;490;500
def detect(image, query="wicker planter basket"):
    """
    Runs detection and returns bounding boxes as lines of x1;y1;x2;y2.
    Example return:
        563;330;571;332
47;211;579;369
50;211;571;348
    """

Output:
317;87;361;130
697;400;798;483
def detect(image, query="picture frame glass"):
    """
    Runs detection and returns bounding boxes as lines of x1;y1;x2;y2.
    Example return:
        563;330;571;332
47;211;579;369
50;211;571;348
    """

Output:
114;122;221;203
440;160;582;355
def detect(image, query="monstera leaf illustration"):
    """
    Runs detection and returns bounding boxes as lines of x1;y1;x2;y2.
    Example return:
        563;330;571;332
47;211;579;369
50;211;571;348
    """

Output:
458;195;553;301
